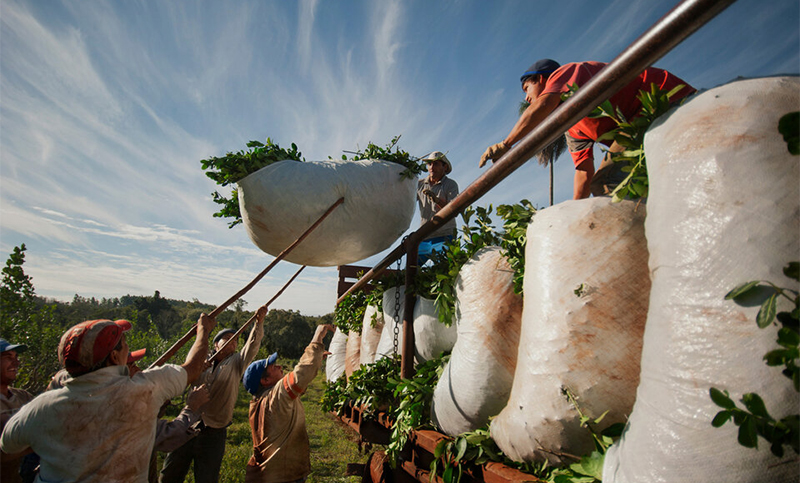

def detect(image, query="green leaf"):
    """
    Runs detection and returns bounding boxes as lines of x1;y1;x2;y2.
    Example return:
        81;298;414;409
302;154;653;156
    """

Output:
725;281;760;300
712;410;732;427
784;262;800;282
710;388;736;409
757;293;778;328
455;437;468;461
569;451;604;479
738;415;759;448
741;393;770;419
778;112;800;155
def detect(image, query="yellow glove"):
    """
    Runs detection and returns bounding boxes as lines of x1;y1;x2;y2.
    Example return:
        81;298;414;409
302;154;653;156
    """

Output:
479;141;509;167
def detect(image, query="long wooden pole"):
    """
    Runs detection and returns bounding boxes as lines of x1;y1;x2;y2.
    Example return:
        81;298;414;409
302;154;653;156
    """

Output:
149;197;344;369
206;265;305;364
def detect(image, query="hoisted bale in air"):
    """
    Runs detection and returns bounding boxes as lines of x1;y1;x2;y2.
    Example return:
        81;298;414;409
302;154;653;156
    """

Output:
238;159;416;266
431;247;523;436
603;77;800;483
375;286;456;363
326;329;348;383
491;197;649;463
345;330;362;378
360;305;384;365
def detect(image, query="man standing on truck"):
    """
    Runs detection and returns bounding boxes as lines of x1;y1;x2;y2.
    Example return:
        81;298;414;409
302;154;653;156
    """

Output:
241;324;334;483
479;59;695;199
160;304;267;483
0;314;216;482
417;151;459;263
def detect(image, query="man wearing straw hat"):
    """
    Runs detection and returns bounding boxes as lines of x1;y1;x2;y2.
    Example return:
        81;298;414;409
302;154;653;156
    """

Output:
160;304;268;483
417;150;459;263
0;314;216;482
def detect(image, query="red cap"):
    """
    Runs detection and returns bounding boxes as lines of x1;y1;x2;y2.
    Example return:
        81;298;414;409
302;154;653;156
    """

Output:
58;319;132;376
128;348;147;364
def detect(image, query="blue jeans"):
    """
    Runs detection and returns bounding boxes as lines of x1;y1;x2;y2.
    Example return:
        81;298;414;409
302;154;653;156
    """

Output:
417;235;454;265
159;426;227;483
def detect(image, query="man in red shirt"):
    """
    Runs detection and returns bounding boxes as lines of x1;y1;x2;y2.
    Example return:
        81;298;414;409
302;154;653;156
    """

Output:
480;59;695;199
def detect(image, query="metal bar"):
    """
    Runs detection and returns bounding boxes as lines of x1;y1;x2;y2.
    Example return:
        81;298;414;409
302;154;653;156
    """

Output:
400;240;418;379
206;265;306;364
150;198;344;369
337;0;735;301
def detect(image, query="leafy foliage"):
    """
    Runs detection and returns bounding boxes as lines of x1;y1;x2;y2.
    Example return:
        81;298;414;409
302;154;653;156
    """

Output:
200;139;304;228
711;261;800;457
497;200;536;294
778;111;800;155
334;290;369;335
338;135;426;180
321;355;401;420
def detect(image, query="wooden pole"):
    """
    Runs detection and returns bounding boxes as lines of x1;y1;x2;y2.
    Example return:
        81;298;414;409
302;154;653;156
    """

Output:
206;265;305;364
149;198;344;369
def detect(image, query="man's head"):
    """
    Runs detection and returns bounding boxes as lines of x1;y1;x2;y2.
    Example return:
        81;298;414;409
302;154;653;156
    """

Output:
213;329;238;360
58;319;132;376
520;59;560;103
421;151;452;181
242;352;280;395
0;339;27;387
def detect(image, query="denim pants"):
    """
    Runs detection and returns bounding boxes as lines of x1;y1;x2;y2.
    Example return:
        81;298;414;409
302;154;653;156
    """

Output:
159;426;227;483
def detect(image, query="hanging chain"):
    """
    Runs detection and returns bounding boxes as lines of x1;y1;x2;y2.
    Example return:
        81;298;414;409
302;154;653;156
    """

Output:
392;237;407;357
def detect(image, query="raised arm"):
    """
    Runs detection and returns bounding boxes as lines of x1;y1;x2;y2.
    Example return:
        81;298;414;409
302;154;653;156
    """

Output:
181;313;216;384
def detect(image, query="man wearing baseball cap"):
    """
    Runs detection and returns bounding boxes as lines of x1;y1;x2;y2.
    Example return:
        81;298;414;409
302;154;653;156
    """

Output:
479;59;694;199
161;305;267;483
0;338;34;483
242;324;334;483
0;313;216;482
417;150;459;263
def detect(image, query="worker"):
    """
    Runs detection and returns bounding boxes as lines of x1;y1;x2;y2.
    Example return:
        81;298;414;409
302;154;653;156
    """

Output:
0;338;34;483
479;59;695;199
0;314;215;482
160;304;267;483
417;151;459;263
242;324;334;483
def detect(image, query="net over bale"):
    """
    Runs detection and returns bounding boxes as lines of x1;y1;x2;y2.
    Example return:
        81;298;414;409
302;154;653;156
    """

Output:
431;247;523;436
603;76;800;483
491;197;649;463
238;159;416;266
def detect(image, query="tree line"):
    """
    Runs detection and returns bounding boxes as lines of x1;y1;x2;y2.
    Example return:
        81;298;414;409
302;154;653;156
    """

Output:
0;244;332;393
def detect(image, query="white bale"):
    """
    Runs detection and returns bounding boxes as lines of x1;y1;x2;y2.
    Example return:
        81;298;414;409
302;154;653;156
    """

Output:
360;305;384;365
238;159;416;266
413;297;457;363
604;77;800;483
375;286;405;361
432;247;523;436
491;197;649;463
326;329;348;382
345;330;362;378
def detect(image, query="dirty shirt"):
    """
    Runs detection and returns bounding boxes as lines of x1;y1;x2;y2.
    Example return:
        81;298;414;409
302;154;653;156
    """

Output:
417;175;459;239
1;387;35;483
0;364;186;483
197;321;263;429
245;342;324;483
540;61;695;168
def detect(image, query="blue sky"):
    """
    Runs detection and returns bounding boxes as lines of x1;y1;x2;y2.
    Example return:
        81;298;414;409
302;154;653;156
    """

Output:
1;0;798;316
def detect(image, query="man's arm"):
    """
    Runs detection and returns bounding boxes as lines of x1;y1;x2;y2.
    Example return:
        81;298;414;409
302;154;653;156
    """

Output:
181;313;216;384
240;305;268;368
154;384;209;453
574;159;595;200
480;93;562;167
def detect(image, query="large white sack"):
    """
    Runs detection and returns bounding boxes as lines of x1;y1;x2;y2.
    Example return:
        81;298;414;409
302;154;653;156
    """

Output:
604;77;800;483
360;305;384;365
345;330;362;378
432;247;523;436
491;197;649;463
413;297;457;363
375;286;457;364
238;159;416;266
326;329;348;382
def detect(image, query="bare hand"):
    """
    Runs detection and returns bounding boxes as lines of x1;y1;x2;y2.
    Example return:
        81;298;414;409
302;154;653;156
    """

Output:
186;384;210;412
198;313;216;335
479;141;508;167
255;305;268;323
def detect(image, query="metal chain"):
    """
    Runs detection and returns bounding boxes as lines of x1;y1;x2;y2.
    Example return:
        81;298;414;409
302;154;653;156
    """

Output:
392;237;406;357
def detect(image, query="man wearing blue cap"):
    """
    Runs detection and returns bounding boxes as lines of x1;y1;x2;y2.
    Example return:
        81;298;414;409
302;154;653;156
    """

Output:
242;324;334;483
0;338;34;483
480;59;694;199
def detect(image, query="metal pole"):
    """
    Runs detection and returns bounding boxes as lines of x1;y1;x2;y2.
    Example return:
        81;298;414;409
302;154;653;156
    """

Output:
400;240;418;379
150;198;344;369
336;0;735;301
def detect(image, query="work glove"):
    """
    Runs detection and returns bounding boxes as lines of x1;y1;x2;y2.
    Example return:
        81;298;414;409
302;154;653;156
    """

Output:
479;141;509;168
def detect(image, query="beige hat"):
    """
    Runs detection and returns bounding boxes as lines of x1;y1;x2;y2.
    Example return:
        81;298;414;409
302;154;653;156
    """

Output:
421;151;452;174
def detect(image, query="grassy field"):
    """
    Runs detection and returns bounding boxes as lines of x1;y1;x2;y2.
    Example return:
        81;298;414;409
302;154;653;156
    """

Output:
159;359;369;483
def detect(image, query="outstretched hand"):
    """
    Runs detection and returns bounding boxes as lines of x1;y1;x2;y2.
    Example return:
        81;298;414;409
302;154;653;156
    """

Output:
254;305;268;324
312;324;335;344
186;384;210;412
